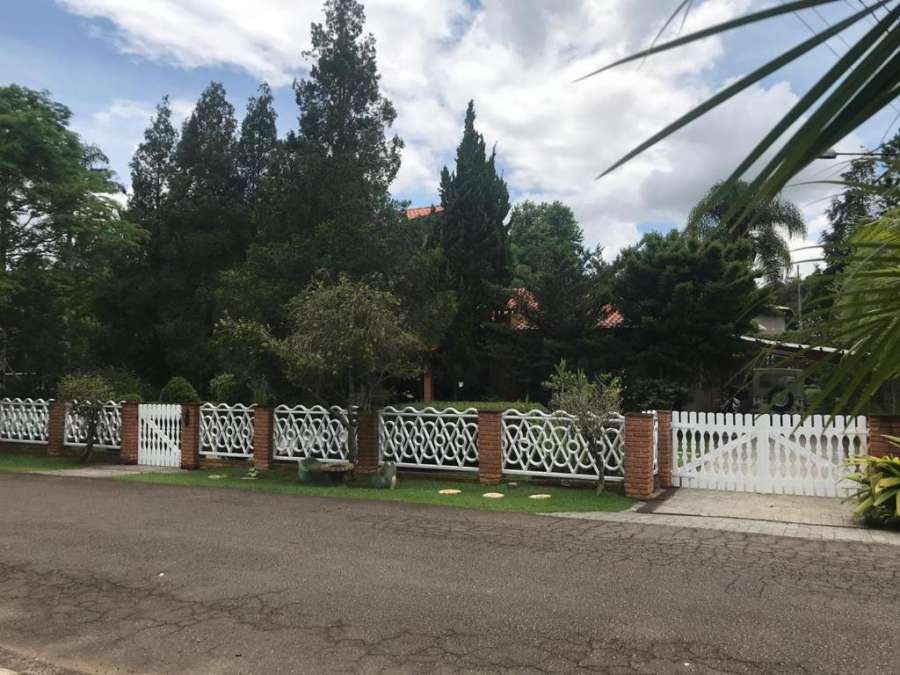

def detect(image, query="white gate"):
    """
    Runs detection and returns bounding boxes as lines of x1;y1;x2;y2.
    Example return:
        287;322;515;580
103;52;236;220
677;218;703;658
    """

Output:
138;404;182;467
671;412;867;497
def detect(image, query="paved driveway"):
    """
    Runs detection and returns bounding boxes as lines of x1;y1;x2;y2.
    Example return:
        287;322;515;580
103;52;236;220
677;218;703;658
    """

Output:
0;474;896;674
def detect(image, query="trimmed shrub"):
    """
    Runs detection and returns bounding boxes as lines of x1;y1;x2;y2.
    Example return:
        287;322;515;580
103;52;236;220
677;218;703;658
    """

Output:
159;376;200;404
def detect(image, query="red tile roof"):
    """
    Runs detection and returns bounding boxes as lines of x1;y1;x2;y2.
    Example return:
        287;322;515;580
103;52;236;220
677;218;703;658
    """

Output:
405;205;444;219
503;291;624;330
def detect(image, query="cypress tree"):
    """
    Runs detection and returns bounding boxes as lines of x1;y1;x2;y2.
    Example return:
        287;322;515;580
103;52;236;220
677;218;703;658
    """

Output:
437;100;511;396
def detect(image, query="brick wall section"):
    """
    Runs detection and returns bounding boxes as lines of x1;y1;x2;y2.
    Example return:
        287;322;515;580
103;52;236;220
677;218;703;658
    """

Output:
46;400;66;457
253;407;274;470
355;413;380;474
477;410;503;485
120;401;140;464
623;413;655;500
180;403;201;470
0;441;48;456
656;411;673;489
868;415;900;457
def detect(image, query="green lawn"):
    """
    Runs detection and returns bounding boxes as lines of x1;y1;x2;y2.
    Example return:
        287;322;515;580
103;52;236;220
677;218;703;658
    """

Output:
0;453;81;473
116;467;633;513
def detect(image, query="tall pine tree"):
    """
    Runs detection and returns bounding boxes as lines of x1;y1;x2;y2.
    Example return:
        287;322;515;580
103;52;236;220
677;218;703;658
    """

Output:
437;101;511;396
237;83;278;208
158;82;245;385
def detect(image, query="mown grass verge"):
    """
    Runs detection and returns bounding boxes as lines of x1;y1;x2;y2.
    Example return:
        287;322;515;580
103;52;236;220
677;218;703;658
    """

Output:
115;467;633;513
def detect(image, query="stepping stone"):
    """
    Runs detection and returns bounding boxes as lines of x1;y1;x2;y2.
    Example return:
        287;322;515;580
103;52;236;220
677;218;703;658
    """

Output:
529;494;552;500
207;475;226;480
482;492;504;499
438;489;461;495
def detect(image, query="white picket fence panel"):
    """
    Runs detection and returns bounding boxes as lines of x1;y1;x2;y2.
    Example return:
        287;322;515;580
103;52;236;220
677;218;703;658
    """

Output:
501;409;625;481
273;405;348;463
671;411;868;497
65;401;122;449
380;406;479;471
200;403;254;458
138;404;182;467
0;398;51;444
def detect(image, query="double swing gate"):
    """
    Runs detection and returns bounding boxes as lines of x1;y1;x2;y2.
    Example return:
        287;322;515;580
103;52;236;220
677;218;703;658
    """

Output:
671;412;868;497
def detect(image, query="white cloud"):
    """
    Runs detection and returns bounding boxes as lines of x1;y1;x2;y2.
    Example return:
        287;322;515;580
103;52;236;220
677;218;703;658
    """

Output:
58;0;855;258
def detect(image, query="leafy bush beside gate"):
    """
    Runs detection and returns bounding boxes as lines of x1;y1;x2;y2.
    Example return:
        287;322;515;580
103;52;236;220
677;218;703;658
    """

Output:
844;444;900;530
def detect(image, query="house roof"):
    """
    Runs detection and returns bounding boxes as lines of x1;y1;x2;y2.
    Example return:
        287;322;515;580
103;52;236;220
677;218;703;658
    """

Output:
405;205;443;219
504;289;624;331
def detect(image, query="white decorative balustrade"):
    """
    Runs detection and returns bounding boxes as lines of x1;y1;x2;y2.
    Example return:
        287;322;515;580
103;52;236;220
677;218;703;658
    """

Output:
502;409;625;480
379;406;479;471
65;401;123;449
0;398;51;444
273;405;349;462
200;403;255;458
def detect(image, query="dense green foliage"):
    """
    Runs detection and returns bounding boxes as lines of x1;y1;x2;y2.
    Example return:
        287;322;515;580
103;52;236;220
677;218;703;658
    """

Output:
3;0;787;413
609;231;769;409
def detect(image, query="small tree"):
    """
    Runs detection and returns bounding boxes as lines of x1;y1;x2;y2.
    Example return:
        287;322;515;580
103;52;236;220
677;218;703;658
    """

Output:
543;360;622;493
57;373;114;464
277;276;420;463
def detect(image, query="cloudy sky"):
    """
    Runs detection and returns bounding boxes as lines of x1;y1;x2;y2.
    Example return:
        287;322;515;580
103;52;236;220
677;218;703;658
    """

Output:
2;0;896;268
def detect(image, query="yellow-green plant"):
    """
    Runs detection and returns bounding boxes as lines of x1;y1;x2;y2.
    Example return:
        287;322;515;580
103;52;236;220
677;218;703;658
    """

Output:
843;436;900;528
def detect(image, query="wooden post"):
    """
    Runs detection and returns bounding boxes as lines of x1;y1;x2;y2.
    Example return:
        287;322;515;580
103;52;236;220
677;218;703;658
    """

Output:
477;410;503;485
253;407;274;470
180;403;200;470
623;413;655;500
120;401;140;464
46;400;67;457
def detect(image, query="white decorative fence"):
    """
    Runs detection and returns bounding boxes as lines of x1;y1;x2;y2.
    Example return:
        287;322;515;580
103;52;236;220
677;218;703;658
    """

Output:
672;411;868;496
200;403;254;458
379;406;479;471
274;405;349;463
65;401;123;449
0;398;51;444
501;409;625;480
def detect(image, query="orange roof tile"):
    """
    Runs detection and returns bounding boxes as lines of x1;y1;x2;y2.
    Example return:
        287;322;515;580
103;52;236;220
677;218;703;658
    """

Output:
405;205;443;219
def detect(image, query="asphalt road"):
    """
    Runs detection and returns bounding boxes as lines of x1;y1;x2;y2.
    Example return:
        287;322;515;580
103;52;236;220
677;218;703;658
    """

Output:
0;474;896;674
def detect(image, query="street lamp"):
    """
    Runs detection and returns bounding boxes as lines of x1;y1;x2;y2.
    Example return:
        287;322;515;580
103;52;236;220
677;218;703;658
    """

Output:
818;148;887;160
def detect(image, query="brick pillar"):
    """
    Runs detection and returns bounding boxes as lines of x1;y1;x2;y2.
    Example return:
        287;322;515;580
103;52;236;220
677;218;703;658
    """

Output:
180;403;200;470
477;410;503;485
47;400;66;457
253;407;274;470
868;415;900;457
657;411;673;489
624;413;655;500
355;413;380;474
120;401;140;464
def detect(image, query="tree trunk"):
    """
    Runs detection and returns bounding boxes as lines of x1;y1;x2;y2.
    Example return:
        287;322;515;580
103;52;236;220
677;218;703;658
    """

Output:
346;406;359;465
79;414;97;464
